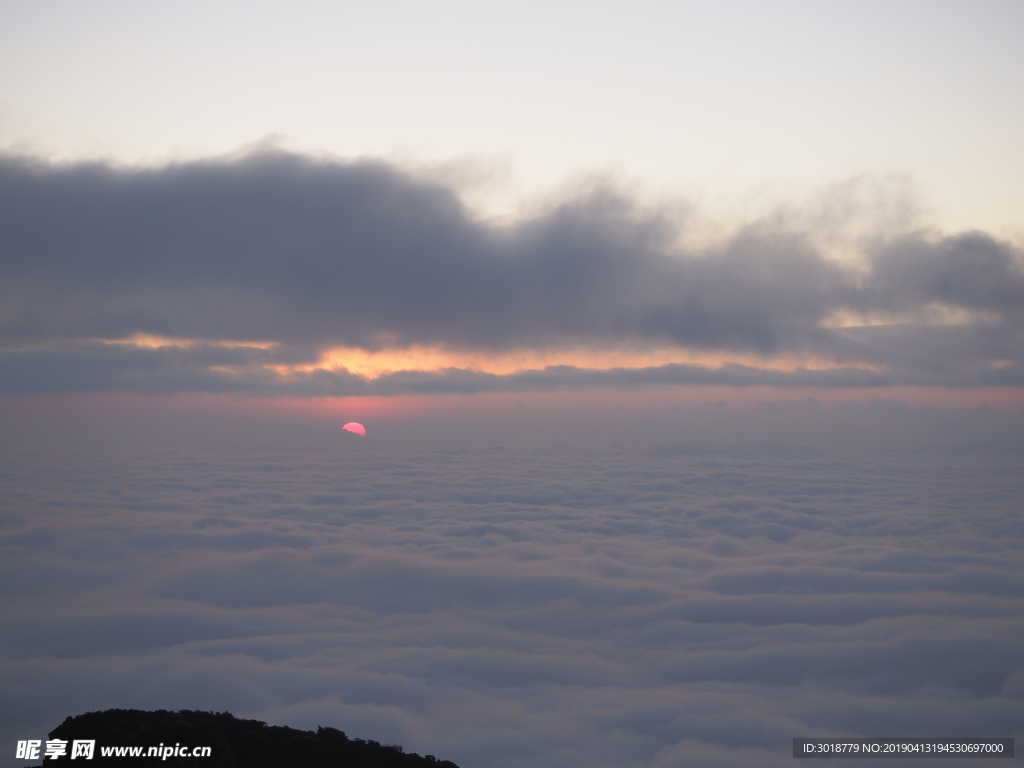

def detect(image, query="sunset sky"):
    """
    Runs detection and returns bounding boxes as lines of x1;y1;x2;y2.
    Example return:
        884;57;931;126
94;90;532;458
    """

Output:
2;2;1023;767
1;0;1023;408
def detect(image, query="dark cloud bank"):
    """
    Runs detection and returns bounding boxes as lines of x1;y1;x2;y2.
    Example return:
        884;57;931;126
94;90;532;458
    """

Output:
1;151;1023;394
1;416;1023;767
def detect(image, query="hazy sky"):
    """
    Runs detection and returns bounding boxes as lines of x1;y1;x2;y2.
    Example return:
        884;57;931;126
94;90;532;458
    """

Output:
2;3;1024;767
2;0;1023;234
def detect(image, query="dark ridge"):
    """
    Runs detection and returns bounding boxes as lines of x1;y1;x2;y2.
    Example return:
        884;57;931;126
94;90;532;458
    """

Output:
26;709;460;767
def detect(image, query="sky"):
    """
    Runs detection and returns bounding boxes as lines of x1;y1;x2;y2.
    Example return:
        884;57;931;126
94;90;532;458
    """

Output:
1;1;1023;766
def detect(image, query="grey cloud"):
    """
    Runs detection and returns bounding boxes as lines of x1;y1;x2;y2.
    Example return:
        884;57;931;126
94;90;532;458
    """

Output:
1;152;1022;394
4;345;1021;397
0;610;278;658
697;565;1024;596
865;232;1024;318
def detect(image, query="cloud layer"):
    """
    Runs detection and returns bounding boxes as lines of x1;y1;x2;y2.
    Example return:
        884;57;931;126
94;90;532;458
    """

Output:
1;422;1022;767
1;151;1022;394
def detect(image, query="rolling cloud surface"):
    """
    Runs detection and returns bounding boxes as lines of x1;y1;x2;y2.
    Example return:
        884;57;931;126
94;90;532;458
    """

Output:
1;429;1022;767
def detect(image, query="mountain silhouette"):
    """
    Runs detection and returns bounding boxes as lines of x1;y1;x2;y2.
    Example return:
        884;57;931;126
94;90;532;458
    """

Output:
26;709;459;767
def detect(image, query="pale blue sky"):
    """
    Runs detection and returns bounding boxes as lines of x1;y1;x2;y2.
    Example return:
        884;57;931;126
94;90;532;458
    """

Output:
1;0;1022;233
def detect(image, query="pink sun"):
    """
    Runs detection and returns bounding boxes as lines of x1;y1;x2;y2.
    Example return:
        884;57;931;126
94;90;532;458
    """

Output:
342;422;366;436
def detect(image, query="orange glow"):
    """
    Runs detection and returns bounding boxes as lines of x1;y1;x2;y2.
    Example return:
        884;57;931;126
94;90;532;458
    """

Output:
96;333;277;350
283;343;881;379
83;336;1019;409
88;385;1017;423
279;385;1024;418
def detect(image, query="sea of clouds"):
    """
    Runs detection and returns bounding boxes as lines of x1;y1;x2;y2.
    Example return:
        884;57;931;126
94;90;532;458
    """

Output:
2;400;1022;768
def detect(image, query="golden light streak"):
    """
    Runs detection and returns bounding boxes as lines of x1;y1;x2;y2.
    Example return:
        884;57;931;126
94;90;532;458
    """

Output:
280;343;882;379
92;335;890;378
96;333;277;350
